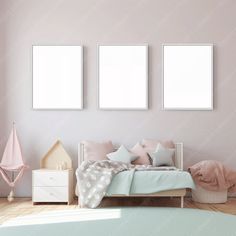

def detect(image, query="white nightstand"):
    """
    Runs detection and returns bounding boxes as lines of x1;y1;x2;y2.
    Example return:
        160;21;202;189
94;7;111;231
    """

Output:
32;169;73;205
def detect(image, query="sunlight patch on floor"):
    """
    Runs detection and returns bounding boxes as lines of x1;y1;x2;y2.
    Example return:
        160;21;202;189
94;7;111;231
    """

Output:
1;209;121;227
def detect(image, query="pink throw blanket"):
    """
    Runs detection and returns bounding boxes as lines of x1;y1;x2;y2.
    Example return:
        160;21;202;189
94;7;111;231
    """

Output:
189;160;236;192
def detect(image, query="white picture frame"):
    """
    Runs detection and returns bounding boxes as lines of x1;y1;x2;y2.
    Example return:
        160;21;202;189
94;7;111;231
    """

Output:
98;45;148;110
162;44;213;110
33;45;83;109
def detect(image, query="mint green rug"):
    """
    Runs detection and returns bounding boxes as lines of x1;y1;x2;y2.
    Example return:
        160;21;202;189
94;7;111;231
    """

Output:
1;207;236;236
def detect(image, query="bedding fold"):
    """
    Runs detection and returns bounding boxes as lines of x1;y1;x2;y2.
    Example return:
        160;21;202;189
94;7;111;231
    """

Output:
107;169;194;195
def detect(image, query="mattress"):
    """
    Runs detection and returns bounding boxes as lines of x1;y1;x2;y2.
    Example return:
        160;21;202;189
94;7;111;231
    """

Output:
106;170;195;196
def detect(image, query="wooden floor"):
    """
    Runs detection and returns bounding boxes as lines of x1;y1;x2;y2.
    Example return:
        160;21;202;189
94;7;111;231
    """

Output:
1;197;236;225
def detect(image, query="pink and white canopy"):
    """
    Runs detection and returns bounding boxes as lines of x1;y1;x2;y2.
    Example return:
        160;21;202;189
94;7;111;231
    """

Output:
0;124;28;187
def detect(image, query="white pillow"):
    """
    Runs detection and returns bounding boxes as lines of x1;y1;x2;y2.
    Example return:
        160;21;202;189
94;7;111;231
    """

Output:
148;143;175;167
107;145;138;164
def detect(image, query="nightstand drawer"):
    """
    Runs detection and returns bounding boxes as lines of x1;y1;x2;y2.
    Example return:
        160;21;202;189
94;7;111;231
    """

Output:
33;187;68;202
33;171;68;187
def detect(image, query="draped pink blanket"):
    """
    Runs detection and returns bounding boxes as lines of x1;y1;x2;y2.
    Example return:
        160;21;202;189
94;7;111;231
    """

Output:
0;125;28;187
189;160;236;193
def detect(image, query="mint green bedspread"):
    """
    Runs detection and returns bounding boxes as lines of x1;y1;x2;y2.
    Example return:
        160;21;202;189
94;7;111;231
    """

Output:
106;170;195;196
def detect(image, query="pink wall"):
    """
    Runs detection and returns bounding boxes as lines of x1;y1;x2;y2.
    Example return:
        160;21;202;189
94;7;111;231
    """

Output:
1;0;236;196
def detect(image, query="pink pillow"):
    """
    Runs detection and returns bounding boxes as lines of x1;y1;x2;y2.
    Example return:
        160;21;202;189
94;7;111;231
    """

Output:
141;139;175;152
130;142;151;165
81;140;114;161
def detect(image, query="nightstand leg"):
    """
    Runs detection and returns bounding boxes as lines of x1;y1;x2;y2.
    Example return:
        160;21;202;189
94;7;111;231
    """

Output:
181;196;184;208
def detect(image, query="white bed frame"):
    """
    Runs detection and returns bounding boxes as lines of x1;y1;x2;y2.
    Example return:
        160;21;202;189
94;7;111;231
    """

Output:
78;142;185;208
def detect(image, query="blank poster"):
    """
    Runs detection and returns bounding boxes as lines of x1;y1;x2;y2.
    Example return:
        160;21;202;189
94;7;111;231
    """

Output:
33;45;83;109
163;45;213;110
98;45;148;110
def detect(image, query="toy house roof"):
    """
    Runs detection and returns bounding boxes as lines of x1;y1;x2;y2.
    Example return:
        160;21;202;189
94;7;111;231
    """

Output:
40;140;72;169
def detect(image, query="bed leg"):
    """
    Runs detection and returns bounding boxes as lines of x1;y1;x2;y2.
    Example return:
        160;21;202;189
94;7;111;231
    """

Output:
181;196;184;208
